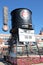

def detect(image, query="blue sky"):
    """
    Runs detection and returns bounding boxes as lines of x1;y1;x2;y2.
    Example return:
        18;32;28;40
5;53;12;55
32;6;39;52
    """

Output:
0;0;43;34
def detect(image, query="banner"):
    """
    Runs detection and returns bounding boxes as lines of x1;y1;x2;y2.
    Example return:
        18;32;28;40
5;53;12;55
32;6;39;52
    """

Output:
18;28;35;42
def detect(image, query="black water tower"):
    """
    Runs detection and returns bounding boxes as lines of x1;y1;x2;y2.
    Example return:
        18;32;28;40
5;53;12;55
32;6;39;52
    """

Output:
10;8;33;44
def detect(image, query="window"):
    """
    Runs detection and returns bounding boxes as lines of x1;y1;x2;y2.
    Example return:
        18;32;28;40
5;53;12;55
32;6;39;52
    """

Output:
11;47;16;52
4;48;8;50
17;47;22;52
4;42;8;45
17;46;23;56
41;39;43;40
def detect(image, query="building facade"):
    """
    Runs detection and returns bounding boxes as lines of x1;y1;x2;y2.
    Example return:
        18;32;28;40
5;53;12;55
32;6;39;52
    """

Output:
0;34;11;57
0;31;43;55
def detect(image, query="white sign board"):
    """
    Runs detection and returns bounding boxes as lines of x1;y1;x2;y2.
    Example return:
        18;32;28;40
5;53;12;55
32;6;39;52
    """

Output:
18;28;35;42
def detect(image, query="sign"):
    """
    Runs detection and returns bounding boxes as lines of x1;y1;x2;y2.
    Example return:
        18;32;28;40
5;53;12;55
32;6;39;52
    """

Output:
18;28;35;42
20;9;30;20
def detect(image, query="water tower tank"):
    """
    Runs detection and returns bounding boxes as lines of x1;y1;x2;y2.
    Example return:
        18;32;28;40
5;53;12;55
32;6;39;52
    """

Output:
11;8;32;29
